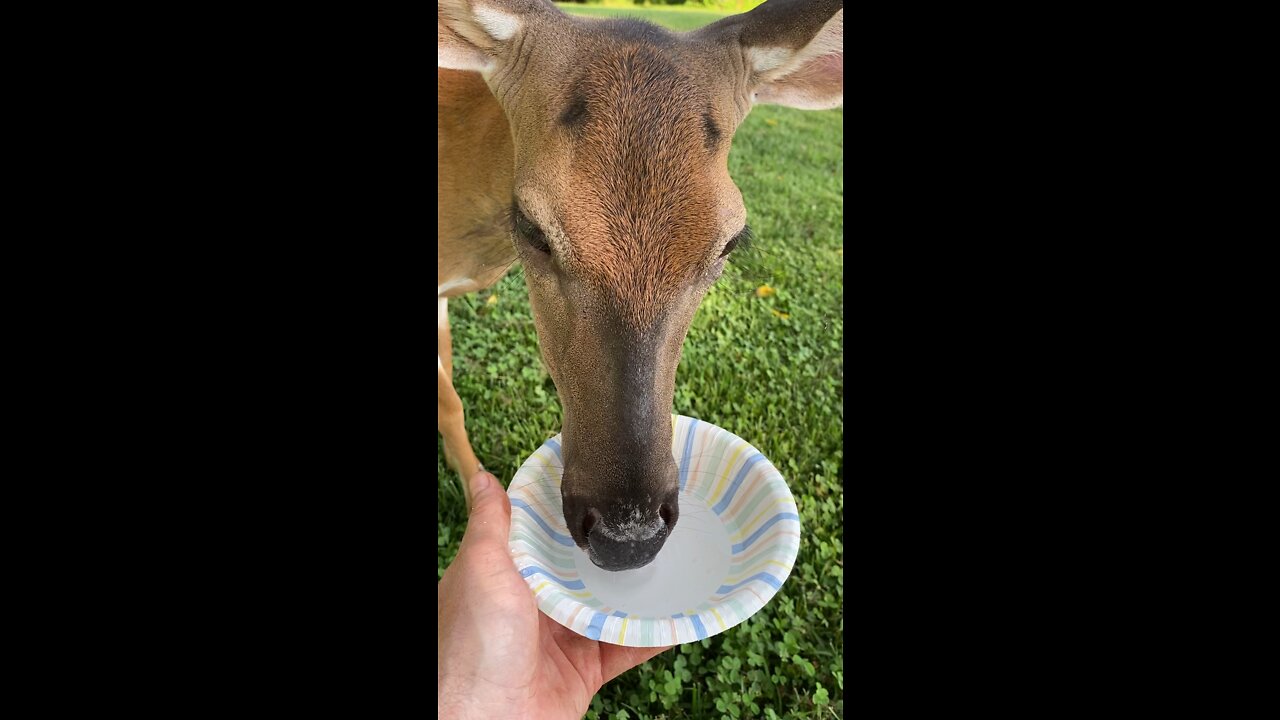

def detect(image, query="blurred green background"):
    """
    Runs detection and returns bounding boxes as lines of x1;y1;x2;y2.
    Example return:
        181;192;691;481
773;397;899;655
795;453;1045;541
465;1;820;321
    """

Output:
439;3;843;718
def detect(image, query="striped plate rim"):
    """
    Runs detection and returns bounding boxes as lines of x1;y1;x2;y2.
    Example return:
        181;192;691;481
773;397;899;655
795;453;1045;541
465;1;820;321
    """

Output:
507;415;801;647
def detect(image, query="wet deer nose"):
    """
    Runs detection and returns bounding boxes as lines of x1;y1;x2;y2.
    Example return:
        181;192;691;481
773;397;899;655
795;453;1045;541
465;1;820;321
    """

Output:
577;501;678;572
580;507;602;538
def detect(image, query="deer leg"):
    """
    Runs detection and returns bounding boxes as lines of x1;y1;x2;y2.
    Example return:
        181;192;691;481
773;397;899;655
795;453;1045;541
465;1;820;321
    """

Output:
438;298;454;379
439;365;482;508
438;298;481;508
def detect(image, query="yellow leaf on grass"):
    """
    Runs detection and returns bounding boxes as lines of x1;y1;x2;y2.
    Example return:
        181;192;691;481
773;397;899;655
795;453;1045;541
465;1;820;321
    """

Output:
756;285;776;298
765;118;779;126
771;309;790;319
486;295;499;305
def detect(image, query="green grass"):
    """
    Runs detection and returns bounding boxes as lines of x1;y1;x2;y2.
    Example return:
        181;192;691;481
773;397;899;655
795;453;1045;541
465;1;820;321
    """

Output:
554;2;730;30
440;5;843;719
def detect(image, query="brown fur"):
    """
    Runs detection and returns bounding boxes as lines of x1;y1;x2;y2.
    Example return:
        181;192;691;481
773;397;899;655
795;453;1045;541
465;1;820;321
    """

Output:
437;68;516;296
565;45;723;329
438;0;842;566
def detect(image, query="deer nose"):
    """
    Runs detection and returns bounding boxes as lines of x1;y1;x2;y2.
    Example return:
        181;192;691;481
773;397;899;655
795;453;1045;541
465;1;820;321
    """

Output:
573;500;678;572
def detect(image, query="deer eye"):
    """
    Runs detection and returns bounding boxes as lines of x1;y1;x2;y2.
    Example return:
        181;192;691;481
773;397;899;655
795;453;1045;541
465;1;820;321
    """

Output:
721;225;752;258
514;208;550;254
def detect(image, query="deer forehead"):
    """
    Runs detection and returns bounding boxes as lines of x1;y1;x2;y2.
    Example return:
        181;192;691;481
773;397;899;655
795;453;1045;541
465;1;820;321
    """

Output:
506;32;730;144
521;47;737;257
529;157;731;300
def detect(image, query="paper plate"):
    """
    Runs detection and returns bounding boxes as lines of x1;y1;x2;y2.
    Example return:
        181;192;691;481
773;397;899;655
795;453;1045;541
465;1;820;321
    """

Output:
507;414;801;647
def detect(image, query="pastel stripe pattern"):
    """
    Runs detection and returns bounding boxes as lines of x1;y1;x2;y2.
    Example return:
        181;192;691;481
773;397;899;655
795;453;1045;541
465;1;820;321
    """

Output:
507;415;802;647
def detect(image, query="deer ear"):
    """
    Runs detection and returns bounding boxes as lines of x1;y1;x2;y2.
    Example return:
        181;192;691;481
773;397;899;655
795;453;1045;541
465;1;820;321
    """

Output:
438;0;551;73
699;0;843;110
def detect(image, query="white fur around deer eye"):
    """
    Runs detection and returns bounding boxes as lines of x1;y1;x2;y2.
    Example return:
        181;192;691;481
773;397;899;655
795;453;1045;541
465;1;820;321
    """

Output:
514;208;551;254
721;226;751;259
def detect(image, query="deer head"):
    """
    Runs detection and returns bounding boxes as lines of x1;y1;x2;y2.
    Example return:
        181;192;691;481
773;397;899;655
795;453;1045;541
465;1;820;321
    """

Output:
439;0;842;571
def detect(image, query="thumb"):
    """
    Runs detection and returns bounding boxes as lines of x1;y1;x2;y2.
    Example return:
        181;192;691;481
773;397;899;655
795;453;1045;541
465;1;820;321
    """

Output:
462;471;512;549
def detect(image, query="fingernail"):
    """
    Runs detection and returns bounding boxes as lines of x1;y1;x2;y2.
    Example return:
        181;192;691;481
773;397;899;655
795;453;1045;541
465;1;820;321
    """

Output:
470;471;493;495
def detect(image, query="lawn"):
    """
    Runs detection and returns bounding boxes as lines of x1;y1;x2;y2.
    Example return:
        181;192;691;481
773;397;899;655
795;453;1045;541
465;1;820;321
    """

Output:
439;5;843;718
552;2;731;31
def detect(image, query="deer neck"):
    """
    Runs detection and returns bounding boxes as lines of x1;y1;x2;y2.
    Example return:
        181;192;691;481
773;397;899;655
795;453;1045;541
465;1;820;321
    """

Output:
438;68;517;296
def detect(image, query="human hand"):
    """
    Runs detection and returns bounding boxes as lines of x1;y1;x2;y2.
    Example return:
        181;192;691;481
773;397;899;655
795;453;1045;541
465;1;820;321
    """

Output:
439;471;673;719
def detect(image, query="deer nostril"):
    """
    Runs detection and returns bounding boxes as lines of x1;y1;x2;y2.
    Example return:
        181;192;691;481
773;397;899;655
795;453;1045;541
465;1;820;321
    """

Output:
659;502;674;527
582;508;601;538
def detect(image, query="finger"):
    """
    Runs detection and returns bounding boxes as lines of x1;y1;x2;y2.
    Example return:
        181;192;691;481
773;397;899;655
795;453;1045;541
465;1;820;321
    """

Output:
599;643;674;684
460;471;512;550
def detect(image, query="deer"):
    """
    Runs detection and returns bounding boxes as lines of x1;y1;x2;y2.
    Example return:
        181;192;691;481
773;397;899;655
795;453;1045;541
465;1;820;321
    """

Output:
438;0;842;572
